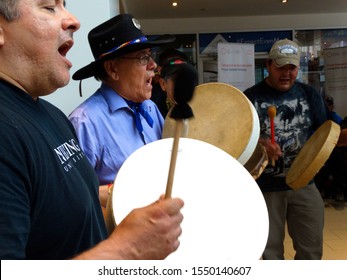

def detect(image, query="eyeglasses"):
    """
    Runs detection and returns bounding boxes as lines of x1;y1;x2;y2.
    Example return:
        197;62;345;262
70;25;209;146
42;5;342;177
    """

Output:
119;52;156;66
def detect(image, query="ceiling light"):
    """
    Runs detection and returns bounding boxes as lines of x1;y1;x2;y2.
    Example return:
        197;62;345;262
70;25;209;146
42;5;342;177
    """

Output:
172;2;178;7
282;0;288;3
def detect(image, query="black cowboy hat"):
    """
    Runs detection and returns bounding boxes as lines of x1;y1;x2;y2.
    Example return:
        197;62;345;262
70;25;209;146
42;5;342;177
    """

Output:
72;14;175;80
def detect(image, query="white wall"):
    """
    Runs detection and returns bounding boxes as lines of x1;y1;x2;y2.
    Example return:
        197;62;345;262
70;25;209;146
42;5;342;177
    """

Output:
42;0;112;115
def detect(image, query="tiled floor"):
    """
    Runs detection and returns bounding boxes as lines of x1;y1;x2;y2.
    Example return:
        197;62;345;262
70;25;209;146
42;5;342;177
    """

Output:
284;200;347;260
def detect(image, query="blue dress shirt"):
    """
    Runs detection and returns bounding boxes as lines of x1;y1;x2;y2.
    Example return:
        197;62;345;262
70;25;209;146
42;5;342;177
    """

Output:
69;83;164;184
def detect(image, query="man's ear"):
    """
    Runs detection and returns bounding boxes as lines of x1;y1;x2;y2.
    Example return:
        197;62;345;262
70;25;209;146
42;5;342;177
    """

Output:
104;60;119;80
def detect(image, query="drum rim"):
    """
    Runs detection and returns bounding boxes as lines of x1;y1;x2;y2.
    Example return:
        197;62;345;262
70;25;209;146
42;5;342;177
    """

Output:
286;120;341;189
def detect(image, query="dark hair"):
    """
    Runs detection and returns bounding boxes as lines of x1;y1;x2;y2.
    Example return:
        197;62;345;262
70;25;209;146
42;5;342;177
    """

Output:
161;58;189;80
0;0;20;21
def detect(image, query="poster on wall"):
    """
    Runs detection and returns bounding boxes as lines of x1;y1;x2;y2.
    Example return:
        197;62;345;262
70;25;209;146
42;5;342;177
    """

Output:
217;42;255;92
324;46;347;118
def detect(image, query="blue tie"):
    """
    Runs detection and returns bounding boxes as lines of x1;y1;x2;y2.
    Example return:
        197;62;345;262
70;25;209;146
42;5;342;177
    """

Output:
126;100;154;134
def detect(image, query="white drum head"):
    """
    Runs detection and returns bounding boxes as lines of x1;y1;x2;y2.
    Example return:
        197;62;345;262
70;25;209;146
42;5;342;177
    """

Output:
112;138;268;260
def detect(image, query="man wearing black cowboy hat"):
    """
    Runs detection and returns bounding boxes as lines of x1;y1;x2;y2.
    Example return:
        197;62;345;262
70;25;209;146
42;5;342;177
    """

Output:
69;14;175;207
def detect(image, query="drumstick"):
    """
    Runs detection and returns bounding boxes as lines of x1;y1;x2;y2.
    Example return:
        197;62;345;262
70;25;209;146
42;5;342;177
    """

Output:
165;64;198;198
166;119;183;198
267;105;276;167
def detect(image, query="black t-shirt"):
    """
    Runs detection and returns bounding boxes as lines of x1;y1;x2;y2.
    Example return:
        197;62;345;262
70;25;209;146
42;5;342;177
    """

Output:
244;80;328;192
0;81;107;259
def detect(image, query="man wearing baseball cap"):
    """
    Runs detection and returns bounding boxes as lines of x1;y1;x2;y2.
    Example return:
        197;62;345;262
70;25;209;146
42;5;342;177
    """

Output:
244;39;328;259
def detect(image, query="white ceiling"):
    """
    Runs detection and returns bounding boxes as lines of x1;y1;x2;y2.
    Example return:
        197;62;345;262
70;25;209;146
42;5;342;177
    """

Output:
120;0;347;20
